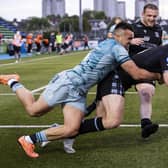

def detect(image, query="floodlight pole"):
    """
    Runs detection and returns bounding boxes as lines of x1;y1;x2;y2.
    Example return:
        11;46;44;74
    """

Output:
79;0;83;35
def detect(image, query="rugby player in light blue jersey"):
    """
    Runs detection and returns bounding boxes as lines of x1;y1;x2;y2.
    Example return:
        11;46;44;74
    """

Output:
0;22;161;158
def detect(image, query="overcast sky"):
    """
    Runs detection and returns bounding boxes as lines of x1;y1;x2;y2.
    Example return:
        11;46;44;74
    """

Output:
0;0;167;21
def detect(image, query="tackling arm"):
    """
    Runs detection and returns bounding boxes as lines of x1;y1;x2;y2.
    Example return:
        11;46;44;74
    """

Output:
120;60;161;81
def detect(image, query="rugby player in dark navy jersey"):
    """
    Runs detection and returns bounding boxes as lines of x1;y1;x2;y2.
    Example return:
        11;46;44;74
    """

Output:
128;3;163;138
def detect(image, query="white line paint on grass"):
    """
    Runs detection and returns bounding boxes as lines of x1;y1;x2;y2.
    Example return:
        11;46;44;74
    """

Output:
0;91;138;96
0;51;86;68
31;85;47;93
0;124;167;128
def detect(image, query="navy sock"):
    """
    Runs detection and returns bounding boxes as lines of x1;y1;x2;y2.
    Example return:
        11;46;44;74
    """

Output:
30;134;37;144
78;117;105;135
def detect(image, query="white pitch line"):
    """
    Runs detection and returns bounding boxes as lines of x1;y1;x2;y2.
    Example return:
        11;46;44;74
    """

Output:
31;85;47;93
0;124;168;128
0;51;87;68
0;85;47;96
0;93;41;95
0;83;137;96
0;125;51;128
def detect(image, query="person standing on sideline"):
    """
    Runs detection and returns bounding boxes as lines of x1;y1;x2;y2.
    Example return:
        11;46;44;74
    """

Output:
12;31;22;63
55;32;63;53
59;33;73;54
0;33;3;45
83;34;90;50
48;32;55;53
34;33;43;54
129;3;162;138
0;22;161;158
26;33;33;56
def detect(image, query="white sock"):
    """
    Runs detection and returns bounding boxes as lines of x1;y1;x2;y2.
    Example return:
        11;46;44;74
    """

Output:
25;136;34;144
7;79;17;86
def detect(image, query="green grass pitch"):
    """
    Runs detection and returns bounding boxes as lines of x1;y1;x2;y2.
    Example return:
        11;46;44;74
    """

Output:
0;51;168;168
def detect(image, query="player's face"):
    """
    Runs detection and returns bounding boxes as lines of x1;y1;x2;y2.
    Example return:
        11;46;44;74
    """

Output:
119;30;134;49
142;8;158;27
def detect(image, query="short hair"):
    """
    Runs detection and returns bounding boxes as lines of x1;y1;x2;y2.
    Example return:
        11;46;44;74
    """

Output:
114;22;134;33
143;3;158;12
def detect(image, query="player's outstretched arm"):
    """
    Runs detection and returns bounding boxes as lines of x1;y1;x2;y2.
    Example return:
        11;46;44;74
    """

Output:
121;60;161;81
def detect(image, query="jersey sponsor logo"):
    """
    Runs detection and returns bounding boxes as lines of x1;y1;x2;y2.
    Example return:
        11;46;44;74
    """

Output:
155;32;160;38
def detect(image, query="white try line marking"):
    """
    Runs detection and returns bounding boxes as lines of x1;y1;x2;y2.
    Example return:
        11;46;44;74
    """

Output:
0;51;87;68
0;124;167;128
0;84;138;95
31;85;47;93
0;85;47;96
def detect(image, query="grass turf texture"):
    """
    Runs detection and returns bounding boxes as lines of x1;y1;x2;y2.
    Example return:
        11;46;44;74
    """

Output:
0;51;168;168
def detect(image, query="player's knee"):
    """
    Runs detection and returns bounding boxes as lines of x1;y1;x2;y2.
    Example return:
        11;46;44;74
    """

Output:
25;107;42;117
63;126;79;137
104;118;121;129
139;90;153;102
27;111;40;117
111;119;121;128
138;85;154;97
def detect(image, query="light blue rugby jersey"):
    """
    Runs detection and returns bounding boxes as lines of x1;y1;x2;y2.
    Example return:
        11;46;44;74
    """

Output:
66;38;131;94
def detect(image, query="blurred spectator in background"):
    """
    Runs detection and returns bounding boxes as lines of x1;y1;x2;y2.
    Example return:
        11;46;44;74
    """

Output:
26;33;33;56
83;34;90;50
13;31;22;63
107;17;123;38
59;33;73;54
7;40;14;56
68;33;74;51
0;33;3;45
42;38;49;54
49;32;55;53
55;32;63;53
34;33;43;54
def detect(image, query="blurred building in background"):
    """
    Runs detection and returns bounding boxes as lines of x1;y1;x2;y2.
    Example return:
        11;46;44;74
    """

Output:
42;0;65;17
94;0;126;19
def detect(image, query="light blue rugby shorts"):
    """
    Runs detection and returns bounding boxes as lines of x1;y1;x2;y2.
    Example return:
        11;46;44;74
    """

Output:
42;71;87;114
